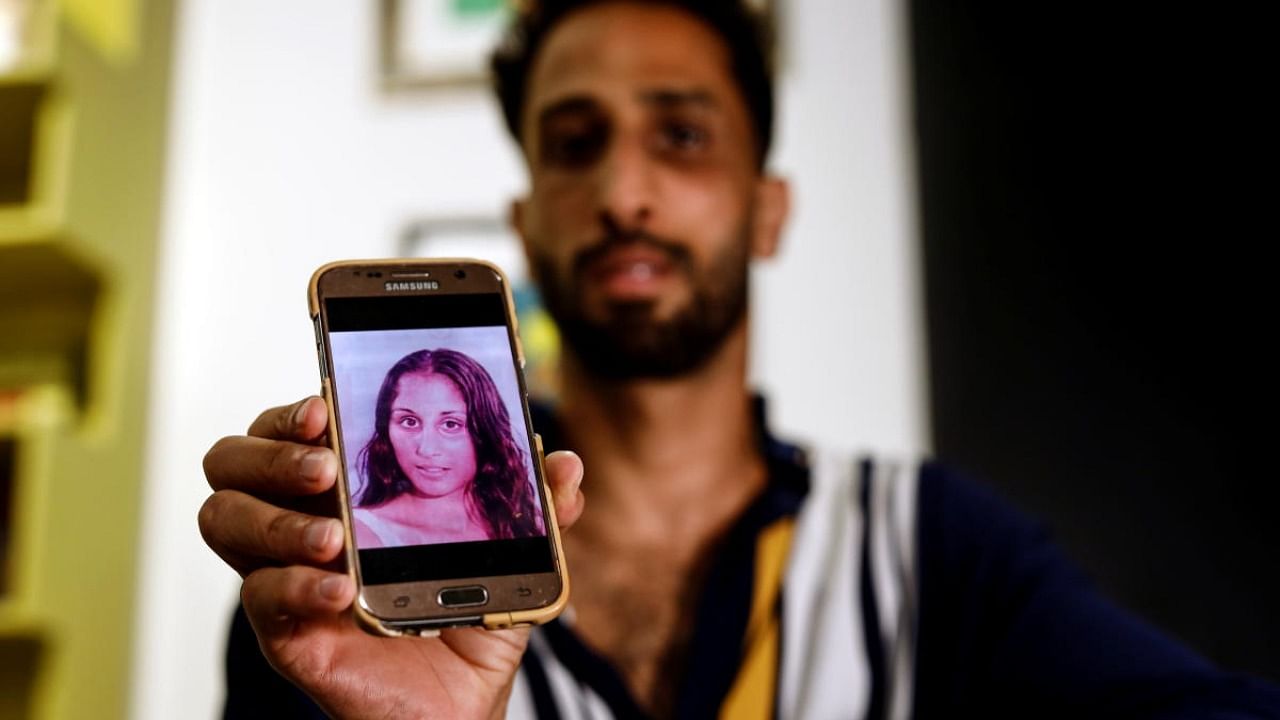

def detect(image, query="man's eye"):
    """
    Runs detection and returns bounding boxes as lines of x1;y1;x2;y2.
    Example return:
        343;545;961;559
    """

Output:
659;122;709;152
542;125;607;167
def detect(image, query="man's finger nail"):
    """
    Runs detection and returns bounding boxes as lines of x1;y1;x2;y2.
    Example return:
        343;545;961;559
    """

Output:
318;575;347;601
293;399;310;429
305;519;339;553
566;452;583;493
299;450;328;480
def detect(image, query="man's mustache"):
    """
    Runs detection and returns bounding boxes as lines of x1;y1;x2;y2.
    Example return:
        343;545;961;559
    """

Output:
570;229;694;279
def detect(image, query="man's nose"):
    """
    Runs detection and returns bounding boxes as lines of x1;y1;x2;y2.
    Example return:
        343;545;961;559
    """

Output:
597;136;656;229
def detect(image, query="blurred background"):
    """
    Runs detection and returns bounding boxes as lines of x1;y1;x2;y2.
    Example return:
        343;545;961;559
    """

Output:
0;0;1272;718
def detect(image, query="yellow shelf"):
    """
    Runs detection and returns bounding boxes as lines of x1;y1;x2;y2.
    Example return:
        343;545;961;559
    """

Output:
0;386;68;615
0;0;58;84
0;65;54;87
0;244;99;408
0;83;72;239
0;623;47;720
1;0;172;716
0;0;58;224
0;602;45;637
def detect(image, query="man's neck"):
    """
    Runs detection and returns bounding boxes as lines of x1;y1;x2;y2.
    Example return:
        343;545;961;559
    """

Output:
555;321;766;547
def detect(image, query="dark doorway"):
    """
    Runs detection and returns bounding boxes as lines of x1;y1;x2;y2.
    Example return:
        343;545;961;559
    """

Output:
909;3;1276;679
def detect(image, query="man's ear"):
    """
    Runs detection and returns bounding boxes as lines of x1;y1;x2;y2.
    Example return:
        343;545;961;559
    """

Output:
750;176;790;260
509;197;531;252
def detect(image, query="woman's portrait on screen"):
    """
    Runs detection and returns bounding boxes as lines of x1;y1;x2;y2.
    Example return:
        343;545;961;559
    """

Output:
349;347;543;548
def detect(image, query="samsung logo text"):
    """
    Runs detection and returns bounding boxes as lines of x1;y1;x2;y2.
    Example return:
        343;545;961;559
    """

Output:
384;280;439;291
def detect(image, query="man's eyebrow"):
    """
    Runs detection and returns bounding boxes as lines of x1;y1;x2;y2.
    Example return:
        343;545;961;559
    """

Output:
536;96;600;127
638;88;718;109
535;90;717;126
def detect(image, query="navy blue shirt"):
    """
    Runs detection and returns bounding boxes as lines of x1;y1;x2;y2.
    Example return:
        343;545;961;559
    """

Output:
223;402;1279;718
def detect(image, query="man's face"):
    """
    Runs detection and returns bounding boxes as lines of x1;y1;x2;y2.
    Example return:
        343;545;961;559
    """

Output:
512;2;785;379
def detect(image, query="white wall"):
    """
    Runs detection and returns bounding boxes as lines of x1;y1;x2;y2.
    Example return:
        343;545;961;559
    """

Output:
130;1;925;718
756;0;925;455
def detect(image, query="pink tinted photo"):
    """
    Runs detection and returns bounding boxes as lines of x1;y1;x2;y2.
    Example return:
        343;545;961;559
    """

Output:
329;327;544;549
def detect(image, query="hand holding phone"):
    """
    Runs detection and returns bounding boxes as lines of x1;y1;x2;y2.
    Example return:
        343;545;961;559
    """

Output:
198;258;583;717
201;397;584;718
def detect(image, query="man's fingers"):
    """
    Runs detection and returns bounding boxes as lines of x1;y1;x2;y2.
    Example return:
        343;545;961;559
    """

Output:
544;451;585;530
204;435;337;495
241;565;355;639
199;489;345;575
246;396;329;442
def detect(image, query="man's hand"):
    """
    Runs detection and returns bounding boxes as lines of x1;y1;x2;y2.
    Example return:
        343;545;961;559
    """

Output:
200;396;585;720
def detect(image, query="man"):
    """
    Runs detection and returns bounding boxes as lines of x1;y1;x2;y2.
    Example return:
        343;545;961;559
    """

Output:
201;1;1279;718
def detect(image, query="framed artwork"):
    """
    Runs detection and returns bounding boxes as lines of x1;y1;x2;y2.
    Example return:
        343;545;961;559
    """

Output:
379;0;782;90
398;216;561;399
380;0;512;89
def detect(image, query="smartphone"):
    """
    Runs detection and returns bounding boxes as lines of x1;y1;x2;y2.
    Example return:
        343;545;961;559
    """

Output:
308;259;568;636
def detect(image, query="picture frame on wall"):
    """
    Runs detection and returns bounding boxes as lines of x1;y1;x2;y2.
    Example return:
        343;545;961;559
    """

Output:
398;215;562;399
380;0;512;90
398;215;524;279
379;0;781;91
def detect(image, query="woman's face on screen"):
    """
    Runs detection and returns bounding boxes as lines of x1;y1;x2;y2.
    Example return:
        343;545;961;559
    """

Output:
387;371;478;499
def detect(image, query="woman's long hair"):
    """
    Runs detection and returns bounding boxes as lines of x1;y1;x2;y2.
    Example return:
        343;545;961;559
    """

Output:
355;348;541;539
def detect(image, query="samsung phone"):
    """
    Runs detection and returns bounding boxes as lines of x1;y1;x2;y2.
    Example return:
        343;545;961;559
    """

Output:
308;259;568;636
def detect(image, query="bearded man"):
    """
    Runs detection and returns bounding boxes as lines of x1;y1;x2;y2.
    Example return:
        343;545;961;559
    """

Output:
201;2;1280;718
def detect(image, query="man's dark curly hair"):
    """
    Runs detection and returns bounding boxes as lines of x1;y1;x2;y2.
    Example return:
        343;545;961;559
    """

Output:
491;0;776;168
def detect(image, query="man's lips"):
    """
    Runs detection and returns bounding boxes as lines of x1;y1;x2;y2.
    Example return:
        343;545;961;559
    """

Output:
585;246;676;298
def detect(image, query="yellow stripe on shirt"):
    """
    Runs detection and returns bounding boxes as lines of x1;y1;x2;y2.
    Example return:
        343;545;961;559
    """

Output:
720;517;796;720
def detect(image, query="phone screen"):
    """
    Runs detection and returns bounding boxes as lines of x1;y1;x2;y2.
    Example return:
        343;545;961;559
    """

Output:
324;293;554;585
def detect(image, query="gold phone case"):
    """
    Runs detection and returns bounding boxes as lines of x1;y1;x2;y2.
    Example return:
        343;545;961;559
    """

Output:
308;258;570;636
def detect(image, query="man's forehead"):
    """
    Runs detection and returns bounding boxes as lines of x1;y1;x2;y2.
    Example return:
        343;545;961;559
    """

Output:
524;3;736;119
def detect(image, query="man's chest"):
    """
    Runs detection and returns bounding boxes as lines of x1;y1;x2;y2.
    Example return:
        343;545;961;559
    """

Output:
564;539;710;713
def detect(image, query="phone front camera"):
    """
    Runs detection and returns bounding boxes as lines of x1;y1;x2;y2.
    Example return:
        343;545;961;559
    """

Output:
454;269;466;279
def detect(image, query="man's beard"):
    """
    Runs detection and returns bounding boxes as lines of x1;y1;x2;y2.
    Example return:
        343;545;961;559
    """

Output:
531;229;750;381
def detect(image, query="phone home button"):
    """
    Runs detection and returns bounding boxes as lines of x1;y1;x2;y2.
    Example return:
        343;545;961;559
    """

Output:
437;585;489;608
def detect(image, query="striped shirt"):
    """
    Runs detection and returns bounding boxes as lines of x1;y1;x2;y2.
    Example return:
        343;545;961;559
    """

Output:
224;401;1280;719
508;449;918;720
